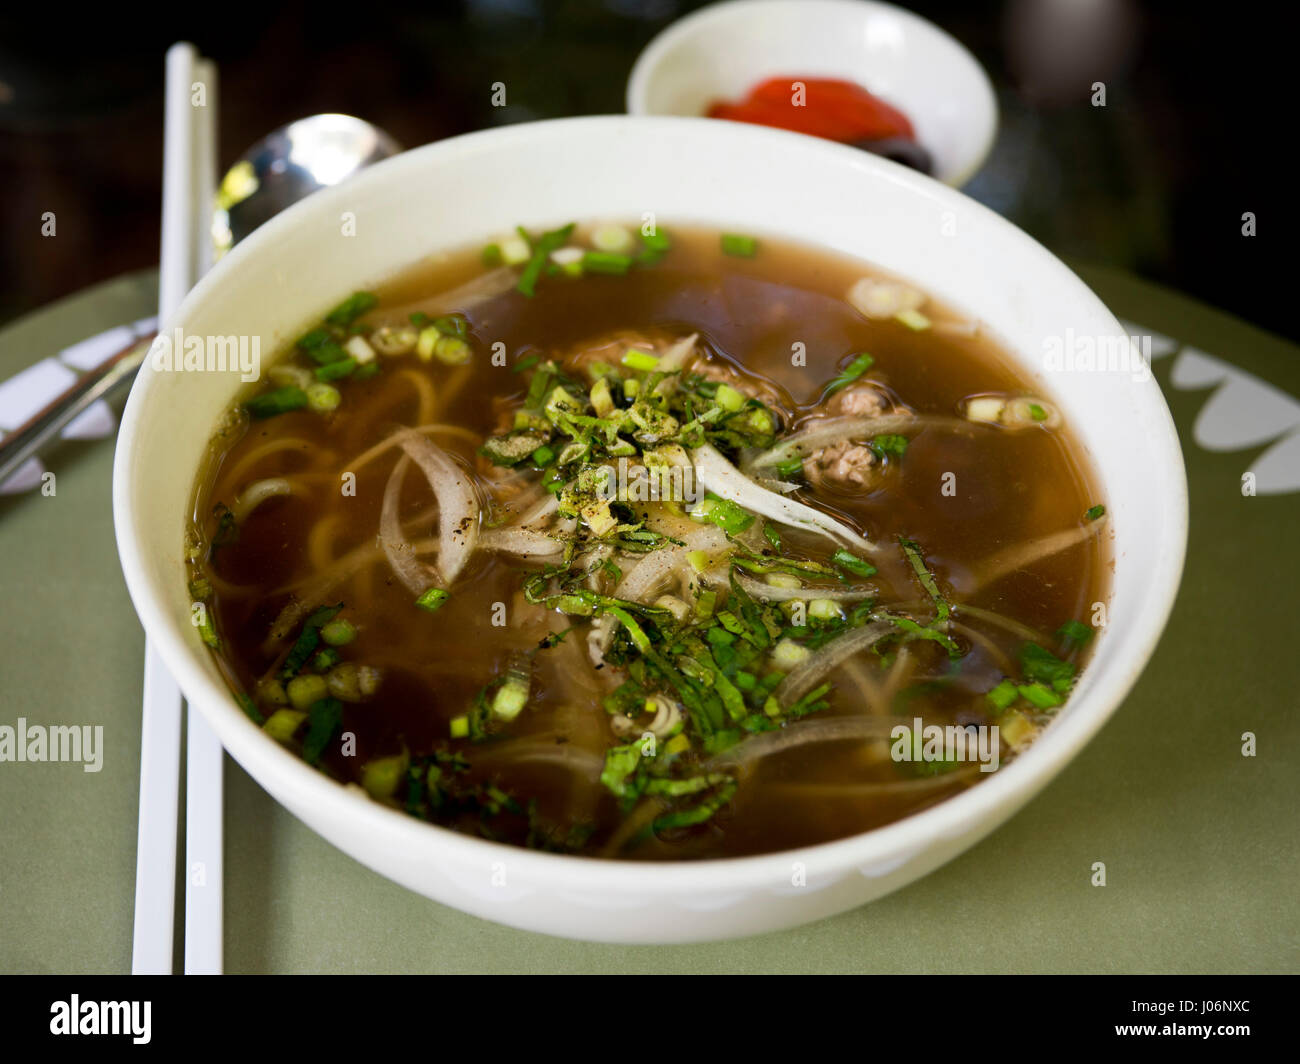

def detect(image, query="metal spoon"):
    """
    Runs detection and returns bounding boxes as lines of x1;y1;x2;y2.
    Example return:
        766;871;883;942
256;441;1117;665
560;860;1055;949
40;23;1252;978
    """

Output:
0;114;400;488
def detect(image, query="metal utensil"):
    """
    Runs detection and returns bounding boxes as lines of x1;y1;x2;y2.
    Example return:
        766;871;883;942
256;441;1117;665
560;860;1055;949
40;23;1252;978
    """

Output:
0;113;400;489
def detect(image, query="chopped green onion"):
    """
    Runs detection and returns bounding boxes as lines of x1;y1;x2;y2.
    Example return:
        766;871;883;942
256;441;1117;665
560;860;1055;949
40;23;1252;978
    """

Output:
715;383;745;412
1028;402;1048;421
591;223;633;252
824;352;875;396
361;751;409;799
869;434;908;459
831;549;877;579
517;222;576;298
325;291;377;327
287;673;328;711
305;382;341;412
721;233;758;257
263;708;307;744
581;251;635;274
314;357;357;382
986;678;1019;713
1018;682;1064;710
1057;619;1094;651
1019;643;1076;694
302;697;343;765
320;618;356;646
894;308;931;331
762;524;782;550
1085;504;1106;521
244;386;307;419
434;335;471;365
621;348;660;372
449;715;469;739
416;587;450;612
481;243;503;267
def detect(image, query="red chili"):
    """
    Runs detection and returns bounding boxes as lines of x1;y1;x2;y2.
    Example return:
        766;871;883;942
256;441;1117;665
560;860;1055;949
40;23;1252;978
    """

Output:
706;76;915;143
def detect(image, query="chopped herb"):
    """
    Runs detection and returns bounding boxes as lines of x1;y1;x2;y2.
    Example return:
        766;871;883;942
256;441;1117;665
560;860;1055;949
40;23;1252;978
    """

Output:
1056;619;1094;651
235;693;264;725
720;233;758;257
869;434;908;459
416;587;450;612
581;251;635;275
831;549;877;579
279;604;344;680
824;352;875;396
986;679;1019;713
244;386;307;419
325;291;378;327
1019;642;1076;694
1018;682;1064;710
313;357;357;382
899;537;950;627
516;223;576;298
1085;504;1106;521
762;523;782;550
302;697;343;765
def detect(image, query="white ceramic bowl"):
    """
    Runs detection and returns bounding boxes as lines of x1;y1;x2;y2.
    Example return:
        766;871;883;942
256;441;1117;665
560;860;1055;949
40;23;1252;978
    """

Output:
114;115;1185;944
626;0;999;186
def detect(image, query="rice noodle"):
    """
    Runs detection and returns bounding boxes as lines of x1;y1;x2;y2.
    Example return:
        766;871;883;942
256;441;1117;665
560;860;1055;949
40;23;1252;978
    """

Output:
230;476;295;522
397;430;481;584
692;443;877;553
379;455;442;594
343;423;479;476
770;621;893;707
705;714;901;770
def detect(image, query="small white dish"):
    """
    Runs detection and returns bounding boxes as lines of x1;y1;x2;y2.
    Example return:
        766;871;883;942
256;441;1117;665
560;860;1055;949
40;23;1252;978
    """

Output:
627;0;998;186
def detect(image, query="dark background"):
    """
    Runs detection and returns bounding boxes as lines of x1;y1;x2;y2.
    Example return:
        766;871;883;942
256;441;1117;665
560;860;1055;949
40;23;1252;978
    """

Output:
0;0;1287;339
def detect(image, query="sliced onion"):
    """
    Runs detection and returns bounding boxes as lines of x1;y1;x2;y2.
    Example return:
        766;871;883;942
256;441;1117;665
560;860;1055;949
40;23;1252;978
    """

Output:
965;517;1107;593
748;414;919;471
692;443;877;553
379;455;442;595
705;714;901;770
397;430;481;584
478;528;565;558
770;621;893;707
425;266;518;314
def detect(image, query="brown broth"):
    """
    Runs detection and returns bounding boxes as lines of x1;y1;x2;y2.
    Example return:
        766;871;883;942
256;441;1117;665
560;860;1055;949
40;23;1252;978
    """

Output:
191;225;1109;859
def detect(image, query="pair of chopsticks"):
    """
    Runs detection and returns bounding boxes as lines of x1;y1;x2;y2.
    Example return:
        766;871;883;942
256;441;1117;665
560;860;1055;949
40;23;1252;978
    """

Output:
131;42;224;975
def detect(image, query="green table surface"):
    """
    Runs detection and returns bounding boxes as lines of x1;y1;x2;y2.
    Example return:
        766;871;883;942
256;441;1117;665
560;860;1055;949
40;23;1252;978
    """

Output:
1;263;1296;974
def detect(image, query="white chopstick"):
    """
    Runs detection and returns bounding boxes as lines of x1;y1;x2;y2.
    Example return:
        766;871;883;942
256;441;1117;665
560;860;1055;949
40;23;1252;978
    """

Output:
183;55;224;977
132;41;226;976
132;40;196;975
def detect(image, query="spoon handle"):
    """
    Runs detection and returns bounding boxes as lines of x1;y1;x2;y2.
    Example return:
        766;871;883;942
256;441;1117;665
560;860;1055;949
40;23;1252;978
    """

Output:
0;335;152;488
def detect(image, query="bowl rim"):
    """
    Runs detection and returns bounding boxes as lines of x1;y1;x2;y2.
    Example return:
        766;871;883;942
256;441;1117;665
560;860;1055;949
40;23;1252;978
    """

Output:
625;0;1000;188
113;113;1187;893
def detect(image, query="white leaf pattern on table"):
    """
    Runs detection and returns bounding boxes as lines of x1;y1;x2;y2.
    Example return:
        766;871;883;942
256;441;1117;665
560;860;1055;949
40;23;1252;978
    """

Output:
1119;319;1300;495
